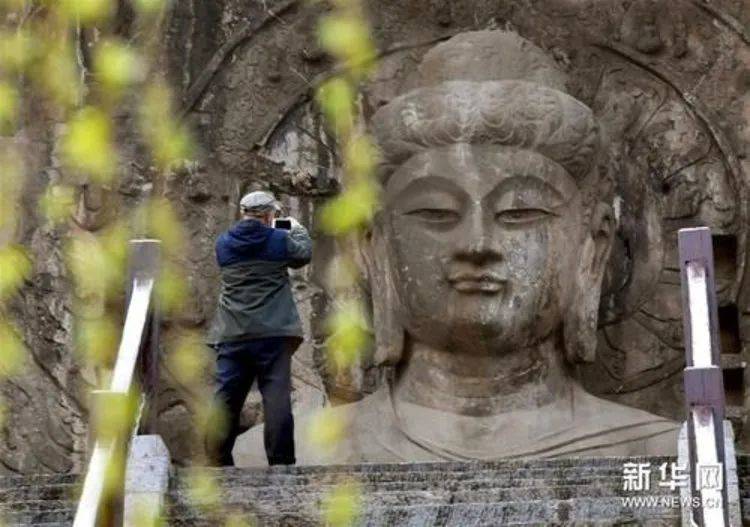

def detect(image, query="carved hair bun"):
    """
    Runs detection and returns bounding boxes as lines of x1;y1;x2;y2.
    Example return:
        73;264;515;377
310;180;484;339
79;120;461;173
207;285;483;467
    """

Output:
371;80;600;181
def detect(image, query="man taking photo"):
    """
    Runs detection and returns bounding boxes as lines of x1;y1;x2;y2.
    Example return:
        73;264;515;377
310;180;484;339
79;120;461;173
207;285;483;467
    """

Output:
206;190;312;466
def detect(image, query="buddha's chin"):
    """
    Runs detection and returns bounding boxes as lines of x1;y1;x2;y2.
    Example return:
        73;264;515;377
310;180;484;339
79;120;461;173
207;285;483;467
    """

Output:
410;317;541;355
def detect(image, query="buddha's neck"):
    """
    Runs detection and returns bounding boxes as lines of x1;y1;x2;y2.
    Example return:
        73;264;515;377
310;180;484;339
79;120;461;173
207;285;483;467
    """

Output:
393;336;575;416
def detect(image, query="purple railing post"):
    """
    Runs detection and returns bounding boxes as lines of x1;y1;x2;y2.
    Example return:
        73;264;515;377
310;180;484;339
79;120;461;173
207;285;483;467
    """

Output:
678;227;729;526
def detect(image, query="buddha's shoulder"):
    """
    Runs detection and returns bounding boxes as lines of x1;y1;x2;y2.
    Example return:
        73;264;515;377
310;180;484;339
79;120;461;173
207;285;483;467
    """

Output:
566;389;681;455
573;387;674;423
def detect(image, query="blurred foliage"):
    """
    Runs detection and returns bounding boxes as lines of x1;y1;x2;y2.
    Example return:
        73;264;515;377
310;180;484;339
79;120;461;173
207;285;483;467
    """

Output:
0;0;197;521
0;244;31;300
36;45;81;108
65;224;129;307
94;40;145;96
185;467;222;512
131;502;165;527
312;0;378;479
316;78;355;137
0;321;26;378
0;81;18;132
306;407;347;453
39;184;76;224
318;10;376;77
61;106;117;182
0;148;23;233
132;0;165;17
76;315;120;368
154;260;187;314
139;198;189;313
326;300;369;371
166;330;212;385
311;1;379;525
139;81;193;169
0;0;380;524
60;0;114;25
322;482;362;527
142;197;186;255
319;179;378;235
224;514;256;527
344;134;379;179
0;29;35;72
92;390;138;443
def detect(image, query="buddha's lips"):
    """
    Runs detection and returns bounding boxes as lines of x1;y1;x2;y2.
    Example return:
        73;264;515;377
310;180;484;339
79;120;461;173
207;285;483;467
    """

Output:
447;272;506;294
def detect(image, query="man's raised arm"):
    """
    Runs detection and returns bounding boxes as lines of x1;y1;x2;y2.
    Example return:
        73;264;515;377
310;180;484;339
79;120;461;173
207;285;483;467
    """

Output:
285;218;312;269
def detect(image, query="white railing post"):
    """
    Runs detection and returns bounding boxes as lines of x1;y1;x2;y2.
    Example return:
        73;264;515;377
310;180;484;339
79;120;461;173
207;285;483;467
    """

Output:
74;239;161;527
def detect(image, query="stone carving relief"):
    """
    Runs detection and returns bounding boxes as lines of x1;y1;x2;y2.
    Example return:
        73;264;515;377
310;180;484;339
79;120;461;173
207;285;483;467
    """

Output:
6;0;749;473
236;30;687;464
226;2;749;463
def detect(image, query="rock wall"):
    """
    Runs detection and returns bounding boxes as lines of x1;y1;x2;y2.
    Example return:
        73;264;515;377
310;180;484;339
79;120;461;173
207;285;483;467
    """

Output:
3;0;750;473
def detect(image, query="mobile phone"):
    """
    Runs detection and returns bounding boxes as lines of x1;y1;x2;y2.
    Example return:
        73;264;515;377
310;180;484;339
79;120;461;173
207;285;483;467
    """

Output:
274;219;292;230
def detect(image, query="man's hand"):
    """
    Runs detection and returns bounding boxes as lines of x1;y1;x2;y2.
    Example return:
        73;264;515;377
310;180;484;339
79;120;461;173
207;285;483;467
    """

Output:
284;217;312;268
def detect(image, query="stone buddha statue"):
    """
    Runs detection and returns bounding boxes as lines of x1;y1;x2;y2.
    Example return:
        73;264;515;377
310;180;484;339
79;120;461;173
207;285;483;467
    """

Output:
234;30;679;465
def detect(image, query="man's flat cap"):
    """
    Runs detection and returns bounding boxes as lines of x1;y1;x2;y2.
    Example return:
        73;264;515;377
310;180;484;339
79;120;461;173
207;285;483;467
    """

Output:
240;191;281;212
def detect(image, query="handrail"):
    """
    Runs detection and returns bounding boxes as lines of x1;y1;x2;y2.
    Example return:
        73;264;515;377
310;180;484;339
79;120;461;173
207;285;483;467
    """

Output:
111;278;154;393
74;240;161;527
678;227;730;526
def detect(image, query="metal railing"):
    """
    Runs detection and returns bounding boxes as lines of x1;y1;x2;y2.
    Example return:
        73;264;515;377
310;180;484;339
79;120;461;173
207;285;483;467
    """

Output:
74;239;161;527
678;227;731;526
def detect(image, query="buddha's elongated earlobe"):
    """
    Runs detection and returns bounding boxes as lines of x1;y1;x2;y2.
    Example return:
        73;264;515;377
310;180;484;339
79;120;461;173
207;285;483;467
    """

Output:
356;221;404;366
563;202;615;363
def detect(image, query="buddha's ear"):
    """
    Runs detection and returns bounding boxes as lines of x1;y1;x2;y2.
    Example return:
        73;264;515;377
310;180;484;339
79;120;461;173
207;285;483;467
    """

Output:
354;220;404;366
563;202;615;363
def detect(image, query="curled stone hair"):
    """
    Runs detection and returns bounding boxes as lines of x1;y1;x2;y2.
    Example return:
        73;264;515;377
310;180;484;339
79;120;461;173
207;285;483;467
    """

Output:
371;80;600;183
370;30;615;213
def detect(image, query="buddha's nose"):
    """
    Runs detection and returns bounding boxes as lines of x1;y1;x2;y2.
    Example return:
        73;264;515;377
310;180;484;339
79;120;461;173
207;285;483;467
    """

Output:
453;205;501;265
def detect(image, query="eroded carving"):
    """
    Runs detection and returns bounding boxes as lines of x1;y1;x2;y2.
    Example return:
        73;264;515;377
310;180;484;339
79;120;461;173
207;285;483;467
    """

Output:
235;30;681;465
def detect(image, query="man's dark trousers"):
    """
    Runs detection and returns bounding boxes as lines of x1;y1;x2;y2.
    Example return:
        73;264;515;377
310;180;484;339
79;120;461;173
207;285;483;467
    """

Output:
208;336;295;466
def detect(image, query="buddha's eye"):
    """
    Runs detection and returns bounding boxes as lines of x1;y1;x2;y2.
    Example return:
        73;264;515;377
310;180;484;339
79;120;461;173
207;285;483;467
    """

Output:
495;208;553;225
405;208;461;223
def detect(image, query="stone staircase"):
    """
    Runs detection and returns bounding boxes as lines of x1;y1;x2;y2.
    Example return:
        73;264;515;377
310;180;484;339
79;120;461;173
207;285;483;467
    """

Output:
5;456;750;526
166;457;683;526
0;473;79;526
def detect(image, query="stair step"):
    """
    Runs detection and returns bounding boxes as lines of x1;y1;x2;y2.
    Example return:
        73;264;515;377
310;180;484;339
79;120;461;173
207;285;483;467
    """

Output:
8;456;746;526
180;456;675;479
166;496;680;526
0;499;76;513
6;524;75;527
168;484;664;514
0;483;80;503
0;507;74;525
0;473;78;489
170;465;643;491
169;475;632;500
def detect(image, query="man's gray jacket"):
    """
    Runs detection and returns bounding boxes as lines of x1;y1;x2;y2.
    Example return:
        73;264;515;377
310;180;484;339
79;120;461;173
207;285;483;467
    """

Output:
207;219;312;346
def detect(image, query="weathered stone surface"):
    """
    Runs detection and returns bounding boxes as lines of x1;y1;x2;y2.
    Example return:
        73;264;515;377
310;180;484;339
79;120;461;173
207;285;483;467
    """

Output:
236;28;684;465
124;435;171;527
4;0;750;472
166;457;685;526
9;455;750;525
170;0;750;464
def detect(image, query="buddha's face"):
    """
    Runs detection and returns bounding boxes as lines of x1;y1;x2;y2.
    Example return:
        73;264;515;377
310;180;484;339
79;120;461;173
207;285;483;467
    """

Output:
381;143;588;355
